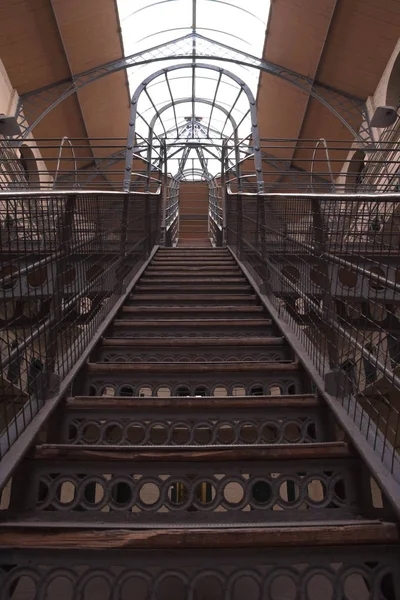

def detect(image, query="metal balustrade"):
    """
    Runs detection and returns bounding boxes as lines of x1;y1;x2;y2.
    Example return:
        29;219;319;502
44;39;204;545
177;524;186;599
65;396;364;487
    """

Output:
0;189;160;475
2;135;400;517
226;189;400;513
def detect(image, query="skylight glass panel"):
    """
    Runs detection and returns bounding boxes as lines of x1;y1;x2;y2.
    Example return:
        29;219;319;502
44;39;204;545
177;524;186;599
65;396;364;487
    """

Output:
117;0;270;178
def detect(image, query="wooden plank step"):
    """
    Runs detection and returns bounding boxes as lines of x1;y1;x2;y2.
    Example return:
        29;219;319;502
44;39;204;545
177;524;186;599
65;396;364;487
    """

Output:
158;247;227;249
1;523;396;549
151;264;236;269
147;266;239;272
152;260;235;265
31;441;352;462
142;273;244;279
158;252;229;257
145;271;242;278
128;294;258;302
144;272;242;278
112;318;271;328
135;285;252;293
65;394;318;410
120;305;264;314
153;256;234;260
178;242;213;247
139;278;247;284
86;361;299;374
158;255;228;259
101;336;284;347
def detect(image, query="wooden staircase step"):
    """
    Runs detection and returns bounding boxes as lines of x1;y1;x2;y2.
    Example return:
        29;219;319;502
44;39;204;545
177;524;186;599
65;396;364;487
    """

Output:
120;305;264;314
0;522;397;548
31;441;351;462
3;442;367;526
61;394;322;447
158;250;229;255
97;336;290;362
65;393;319;410
145;270;242;277
151;260;235;265
86;361;300;374
112;318;271;328
135;285;252;293
140;277;247;284
146;263;242;274
100;336;284;347
128;294;258;303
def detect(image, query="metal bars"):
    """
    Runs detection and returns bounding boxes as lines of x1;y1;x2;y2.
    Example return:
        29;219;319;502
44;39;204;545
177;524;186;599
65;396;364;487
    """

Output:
0;190;160;461
227;191;400;488
15;33;366;144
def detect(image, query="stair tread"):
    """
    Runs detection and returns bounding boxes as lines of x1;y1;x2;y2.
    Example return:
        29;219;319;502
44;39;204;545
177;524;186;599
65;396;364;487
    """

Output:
101;336;284;346
65;394;318;409
146;270;241;275
121;305;264;313
2;522;396;550
129;295;256;300
86;361;299;373
135;283;251;296
31;442;352;462
140;279;247;284
151;260;235;264
147;265;239;269
112;318;272;326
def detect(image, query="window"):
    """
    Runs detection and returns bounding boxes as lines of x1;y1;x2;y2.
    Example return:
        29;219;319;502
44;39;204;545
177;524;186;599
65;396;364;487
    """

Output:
116;1;270;179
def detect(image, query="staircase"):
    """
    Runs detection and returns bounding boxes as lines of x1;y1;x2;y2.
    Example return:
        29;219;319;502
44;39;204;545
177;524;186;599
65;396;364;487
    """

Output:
178;182;210;247
1;247;399;599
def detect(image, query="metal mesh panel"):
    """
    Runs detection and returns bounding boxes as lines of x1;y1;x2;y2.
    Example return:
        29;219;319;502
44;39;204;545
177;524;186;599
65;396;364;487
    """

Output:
165;179;179;247
0;190;160;459
227;192;400;479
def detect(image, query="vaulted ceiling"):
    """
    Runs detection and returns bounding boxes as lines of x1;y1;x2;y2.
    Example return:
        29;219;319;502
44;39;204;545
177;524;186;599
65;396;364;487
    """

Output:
258;0;400;177
1;0;400;186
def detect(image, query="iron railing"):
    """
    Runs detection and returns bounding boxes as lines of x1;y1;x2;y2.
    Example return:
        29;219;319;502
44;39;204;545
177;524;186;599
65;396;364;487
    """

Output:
0;189;160;469
226;138;400;194
5;136;400;197
209;175;223;246
227;190;400;507
0;137;163;192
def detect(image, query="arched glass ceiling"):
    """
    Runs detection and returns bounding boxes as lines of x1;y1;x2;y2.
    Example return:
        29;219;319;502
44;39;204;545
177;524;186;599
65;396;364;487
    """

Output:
117;0;270;178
